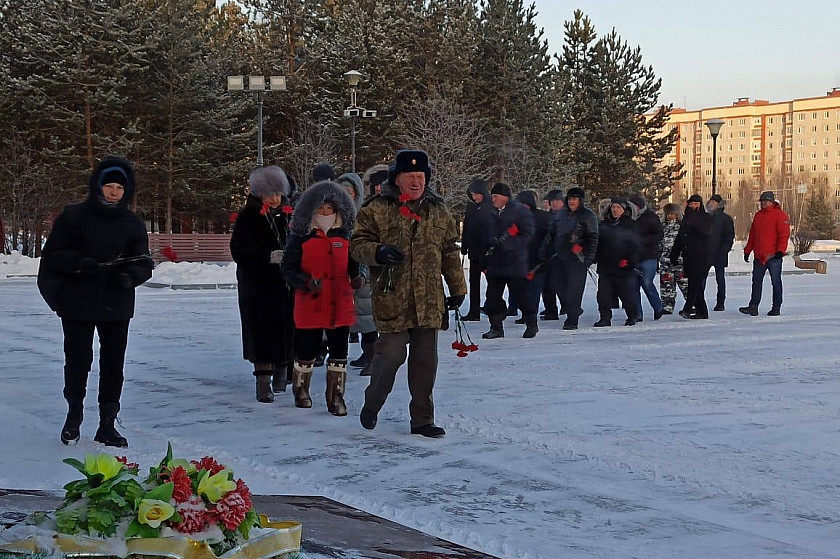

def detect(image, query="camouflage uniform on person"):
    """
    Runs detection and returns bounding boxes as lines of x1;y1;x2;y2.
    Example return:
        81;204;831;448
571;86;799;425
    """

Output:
658;203;688;314
351;149;466;438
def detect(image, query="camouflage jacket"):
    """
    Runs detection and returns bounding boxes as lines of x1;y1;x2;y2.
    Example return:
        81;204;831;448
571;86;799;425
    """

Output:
659;219;682;266
351;183;467;333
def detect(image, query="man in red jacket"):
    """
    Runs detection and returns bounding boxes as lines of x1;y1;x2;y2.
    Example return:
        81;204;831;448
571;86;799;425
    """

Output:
739;191;790;316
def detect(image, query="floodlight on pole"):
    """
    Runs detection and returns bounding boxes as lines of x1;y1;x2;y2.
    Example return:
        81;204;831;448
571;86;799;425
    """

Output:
227;74;286;167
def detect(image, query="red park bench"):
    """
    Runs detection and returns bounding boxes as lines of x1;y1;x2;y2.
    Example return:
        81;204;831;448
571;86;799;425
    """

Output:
147;233;232;263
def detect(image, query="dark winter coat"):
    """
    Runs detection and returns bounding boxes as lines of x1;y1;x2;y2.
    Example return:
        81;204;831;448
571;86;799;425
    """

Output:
351;180;466;334
514;191;552;269
336;172;375;334
596;206;640;277
634;205;664;261
281;181;359;330
541;205;600;267
485;200;535;279
230;193;295;363
460;181;494;260
708;207;735;267
670;206;712;275
38;156;153;322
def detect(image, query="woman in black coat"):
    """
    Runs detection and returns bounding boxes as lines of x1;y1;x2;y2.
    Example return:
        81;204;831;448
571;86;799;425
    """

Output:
230;166;296;403
38;156;153;447
670;195;712;319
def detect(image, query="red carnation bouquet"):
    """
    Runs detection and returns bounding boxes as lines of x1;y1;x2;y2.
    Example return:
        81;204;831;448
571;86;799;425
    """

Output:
485;223;519;257
52;443;261;556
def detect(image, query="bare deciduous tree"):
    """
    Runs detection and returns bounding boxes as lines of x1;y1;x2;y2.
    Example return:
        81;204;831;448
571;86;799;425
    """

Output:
396;94;490;216
283;117;339;190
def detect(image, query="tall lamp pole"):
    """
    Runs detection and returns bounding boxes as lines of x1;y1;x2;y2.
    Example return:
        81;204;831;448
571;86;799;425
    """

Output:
227;75;287;167
705;118;725;197
343;70;376;174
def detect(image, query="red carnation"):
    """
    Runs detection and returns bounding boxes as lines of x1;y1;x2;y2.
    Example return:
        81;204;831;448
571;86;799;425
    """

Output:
170;466;192;504
467;344;479;352
525;270;535;280
409;212;422;222
172;496;207;535
191;456;225;475
235;478;252;510
281;205;294;215
260;202;270;216
456;350;469;358
228;212;239;224
216;491;249;531
399;205;412;217
572;243;583;255
618;259;629;268
115;456;139;470
398;193;411;203
507;223;519;237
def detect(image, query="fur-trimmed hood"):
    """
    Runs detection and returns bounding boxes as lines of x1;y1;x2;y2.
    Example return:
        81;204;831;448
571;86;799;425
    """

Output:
88;156;136;209
362;164;389;188
335;172;365;210
290;180;356;236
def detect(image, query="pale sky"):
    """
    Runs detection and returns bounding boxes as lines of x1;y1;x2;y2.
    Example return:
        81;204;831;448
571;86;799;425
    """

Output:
532;0;840;110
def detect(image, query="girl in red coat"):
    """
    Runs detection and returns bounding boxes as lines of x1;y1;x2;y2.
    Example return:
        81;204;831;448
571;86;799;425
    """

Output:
281;181;359;415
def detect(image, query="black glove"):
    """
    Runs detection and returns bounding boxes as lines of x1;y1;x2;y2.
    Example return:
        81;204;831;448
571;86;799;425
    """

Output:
445;294;464;310
743;253;750;263
306;277;322;294
775;251;784;259
113;272;134;290
78;257;100;275
375;244;406;266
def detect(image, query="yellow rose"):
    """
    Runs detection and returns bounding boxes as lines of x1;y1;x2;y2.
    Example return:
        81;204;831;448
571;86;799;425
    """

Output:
83;454;122;481
137;499;175;528
197;470;236;503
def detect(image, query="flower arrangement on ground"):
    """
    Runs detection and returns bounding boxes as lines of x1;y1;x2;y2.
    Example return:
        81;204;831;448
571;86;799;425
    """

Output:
54;444;260;557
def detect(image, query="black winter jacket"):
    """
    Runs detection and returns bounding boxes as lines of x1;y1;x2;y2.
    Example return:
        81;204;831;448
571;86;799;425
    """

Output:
597;211;640;276
485;201;535;279
38;157;152;322
635;206;664;261
670;207;712;275
708;209;735;268
461;188;494;260
542;206;599;267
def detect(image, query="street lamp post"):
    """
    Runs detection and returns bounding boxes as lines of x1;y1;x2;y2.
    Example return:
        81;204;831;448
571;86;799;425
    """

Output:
343;70;376;174
705;118;725;197
227;75;287;167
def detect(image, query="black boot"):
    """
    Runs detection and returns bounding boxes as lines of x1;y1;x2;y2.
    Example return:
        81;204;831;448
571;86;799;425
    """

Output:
255;371;274;403
593;312;611;327
522;314;538;338
482;314;505;339
60;399;84;445
271;363;288;393
350;339;374;368
94;403;128;448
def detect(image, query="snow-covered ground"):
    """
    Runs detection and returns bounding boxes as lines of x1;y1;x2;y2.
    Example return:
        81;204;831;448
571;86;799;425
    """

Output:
1;253;839;559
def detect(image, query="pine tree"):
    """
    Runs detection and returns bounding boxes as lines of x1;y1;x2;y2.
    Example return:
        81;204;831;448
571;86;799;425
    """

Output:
469;0;561;189
803;187;834;238
556;10;681;202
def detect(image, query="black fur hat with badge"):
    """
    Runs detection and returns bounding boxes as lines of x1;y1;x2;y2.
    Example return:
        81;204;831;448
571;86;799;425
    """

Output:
387;149;432;185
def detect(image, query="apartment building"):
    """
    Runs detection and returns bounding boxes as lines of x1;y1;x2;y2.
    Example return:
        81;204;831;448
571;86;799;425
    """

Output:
662;88;840;221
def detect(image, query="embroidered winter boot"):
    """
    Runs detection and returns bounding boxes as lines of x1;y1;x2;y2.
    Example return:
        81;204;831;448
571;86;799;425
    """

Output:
292;360;314;408
60;398;84;445
325;360;348;416
94;403;128;448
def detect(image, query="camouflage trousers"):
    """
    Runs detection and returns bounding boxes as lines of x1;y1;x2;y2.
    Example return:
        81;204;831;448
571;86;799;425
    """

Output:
659;261;689;313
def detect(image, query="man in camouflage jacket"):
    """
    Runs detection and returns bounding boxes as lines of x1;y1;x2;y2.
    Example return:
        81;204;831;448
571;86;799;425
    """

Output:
351;149;466;438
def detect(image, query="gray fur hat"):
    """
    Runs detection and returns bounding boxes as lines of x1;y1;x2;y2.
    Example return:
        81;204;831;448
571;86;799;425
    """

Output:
663;202;683;217
290;180;357;236
336;172;365;210
249;166;290;199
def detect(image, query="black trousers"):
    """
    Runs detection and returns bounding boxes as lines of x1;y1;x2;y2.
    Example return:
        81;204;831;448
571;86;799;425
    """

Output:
596;273;638;320
485;276;537;316
683;267;710;317
296;326;350;361
551;259;588;327
541;266;559;315
61;318;130;405
467;257;485;314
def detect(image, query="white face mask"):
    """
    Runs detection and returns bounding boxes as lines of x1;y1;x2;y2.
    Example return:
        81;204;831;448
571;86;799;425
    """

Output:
313;213;337;232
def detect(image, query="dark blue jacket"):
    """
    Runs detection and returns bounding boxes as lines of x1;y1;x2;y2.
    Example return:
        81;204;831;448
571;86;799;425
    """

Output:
542;206;599;267
485;200;535;279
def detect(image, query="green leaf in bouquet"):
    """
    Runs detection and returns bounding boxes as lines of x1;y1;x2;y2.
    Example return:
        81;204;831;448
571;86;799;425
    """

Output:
143;481;174;502
169;510;183;524
62;479;90;500
62;458;88;477
87;509;117;536
125;518;159;539
55;507;81;535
